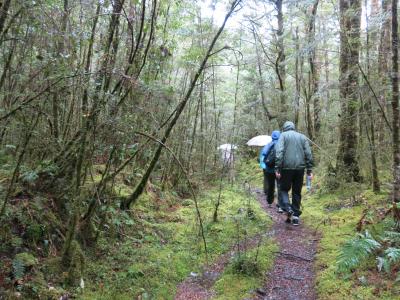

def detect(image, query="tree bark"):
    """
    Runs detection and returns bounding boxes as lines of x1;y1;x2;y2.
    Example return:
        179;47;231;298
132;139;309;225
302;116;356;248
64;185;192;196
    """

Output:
337;0;362;182
275;0;287;125
391;0;400;228
308;0;320;140
378;0;392;145
294;27;301;128
365;0;380;192
0;0;12;36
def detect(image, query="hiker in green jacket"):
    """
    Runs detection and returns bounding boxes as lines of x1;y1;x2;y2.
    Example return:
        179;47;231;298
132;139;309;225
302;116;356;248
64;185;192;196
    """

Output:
275;121;313;226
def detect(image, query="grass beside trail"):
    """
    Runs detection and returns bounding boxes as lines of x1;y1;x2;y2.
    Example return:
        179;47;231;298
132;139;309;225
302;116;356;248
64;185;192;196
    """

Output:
303;186;400;300
213;240;278;299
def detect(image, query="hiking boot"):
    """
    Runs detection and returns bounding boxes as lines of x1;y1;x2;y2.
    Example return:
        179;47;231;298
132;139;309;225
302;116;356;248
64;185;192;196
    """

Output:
277;207;284;213
285;209;293;223
292;216;300;226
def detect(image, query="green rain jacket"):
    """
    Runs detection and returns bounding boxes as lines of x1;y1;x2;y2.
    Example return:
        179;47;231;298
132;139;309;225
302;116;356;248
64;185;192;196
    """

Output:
275;121;313;172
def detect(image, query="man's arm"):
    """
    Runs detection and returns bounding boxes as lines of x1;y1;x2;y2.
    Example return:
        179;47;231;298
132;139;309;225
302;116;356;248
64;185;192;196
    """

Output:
275;135;284;173
303;136;313;172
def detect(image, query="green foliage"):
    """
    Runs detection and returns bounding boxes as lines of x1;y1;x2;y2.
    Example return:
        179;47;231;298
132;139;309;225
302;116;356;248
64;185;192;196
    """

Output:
337;231;381;273
303;187;400;299
383;230;400;245
12;252;38;280
79;184;273;299
377;248;400;273
12;258;25;280
20;170;39;185
14;252;38;267
230;255;261;276
26;223;44;243
213;240;277;300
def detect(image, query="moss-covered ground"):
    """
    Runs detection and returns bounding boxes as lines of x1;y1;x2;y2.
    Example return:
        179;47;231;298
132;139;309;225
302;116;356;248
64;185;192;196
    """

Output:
79;173;275;299
302;185;400;299
213;240;278;299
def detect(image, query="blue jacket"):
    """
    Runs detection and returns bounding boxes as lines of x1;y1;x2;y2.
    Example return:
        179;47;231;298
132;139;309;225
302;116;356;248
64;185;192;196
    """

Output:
259;130;280;173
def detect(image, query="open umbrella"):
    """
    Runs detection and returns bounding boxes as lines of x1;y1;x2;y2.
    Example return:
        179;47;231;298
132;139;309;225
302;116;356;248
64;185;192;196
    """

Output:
246;135;272;147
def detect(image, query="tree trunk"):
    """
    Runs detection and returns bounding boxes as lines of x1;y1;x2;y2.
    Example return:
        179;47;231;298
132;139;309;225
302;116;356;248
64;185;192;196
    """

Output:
294;27;301;128
391;0;400;228
337;0;362;182
0;0;12;35
276;0;287;125
252;26;273;121
378;0;392;146
365;0;380;192
308;0;320;140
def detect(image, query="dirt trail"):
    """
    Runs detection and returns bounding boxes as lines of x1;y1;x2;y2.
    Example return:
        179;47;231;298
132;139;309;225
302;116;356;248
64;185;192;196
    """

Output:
175;232;268;300
175;188;319;300
252;188;319;300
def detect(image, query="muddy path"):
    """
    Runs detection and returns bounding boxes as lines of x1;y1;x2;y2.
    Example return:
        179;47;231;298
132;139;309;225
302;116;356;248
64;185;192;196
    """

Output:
252;188;319;300
175;188;320;300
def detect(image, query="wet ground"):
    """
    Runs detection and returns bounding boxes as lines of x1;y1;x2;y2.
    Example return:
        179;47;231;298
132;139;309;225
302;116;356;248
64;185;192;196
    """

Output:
252;189;319;300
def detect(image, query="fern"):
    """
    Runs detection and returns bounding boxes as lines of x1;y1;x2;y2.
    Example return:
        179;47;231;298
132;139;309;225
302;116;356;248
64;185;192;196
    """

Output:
376;247;400;273
20;170;38;184
385;247;400;271
12;259;25;279
337;231;381;273
383;231;400;245
376;256;390;273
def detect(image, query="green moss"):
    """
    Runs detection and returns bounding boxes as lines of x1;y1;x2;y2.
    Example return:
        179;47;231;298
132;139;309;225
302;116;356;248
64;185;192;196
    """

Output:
213;240;277;299
81;184;273;299
66;240;85;286
14;252;38;267
302;189;398;300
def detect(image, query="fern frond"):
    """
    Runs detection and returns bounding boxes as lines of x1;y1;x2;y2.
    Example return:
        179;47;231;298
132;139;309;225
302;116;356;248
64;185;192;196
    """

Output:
337;231;381;273
376;256;391;273
377;247;400;273
12;259;25;279
383;231;400;245
385;247;400;271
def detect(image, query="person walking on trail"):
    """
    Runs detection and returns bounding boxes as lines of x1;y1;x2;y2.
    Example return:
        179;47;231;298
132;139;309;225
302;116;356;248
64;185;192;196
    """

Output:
275;121;313;226
259;130;283;212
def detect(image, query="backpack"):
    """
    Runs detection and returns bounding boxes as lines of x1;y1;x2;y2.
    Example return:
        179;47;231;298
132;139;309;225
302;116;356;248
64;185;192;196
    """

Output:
263;144;276;168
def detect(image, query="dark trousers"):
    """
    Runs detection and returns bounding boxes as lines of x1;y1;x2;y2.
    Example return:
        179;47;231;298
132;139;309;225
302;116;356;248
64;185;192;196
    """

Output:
279;169;304;216
263;170;281;206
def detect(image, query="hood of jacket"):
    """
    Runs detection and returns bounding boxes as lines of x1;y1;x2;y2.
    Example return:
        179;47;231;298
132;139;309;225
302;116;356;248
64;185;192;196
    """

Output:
271;130;280;141
283;121;295;132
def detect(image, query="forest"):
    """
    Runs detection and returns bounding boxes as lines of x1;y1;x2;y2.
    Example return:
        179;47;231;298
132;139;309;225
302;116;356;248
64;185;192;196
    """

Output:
1;0;400;299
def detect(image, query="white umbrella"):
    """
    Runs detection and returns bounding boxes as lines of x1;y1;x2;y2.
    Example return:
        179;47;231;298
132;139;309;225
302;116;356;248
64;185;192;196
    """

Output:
217;144;238;150
246;135;272;147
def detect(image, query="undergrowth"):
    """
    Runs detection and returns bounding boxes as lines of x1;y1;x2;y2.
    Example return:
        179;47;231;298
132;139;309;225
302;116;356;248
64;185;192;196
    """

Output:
0;156;274;299
303;185;400;299
213;240;278;299
79;180;271;299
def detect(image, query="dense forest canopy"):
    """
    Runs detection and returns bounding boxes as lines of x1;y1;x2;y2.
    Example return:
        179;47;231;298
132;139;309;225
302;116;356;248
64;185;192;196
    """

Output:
1;0;400;299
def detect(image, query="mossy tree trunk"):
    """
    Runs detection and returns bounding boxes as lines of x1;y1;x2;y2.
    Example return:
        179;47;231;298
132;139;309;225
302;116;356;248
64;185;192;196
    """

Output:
308;0;320;141
391;0;400;229
336;0;362;182
275;0;287;126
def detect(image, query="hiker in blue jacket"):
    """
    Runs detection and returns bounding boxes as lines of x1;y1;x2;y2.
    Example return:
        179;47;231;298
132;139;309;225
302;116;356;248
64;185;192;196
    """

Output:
259;130;283;212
